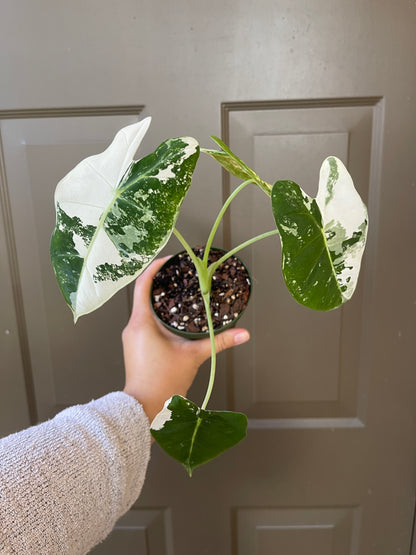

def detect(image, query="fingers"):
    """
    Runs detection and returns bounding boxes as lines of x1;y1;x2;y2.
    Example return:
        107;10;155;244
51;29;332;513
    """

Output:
216;328;250;351
191;327;250;365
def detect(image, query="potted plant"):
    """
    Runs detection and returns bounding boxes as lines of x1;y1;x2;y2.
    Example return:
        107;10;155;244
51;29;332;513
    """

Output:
50;117;368;476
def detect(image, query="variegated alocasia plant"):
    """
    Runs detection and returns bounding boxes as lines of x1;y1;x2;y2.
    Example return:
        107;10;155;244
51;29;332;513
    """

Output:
50;118;368;476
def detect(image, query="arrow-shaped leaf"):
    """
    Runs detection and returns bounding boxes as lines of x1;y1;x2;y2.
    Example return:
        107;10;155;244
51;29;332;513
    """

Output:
50;119;200;320
151;395;247;476
272;156;368;311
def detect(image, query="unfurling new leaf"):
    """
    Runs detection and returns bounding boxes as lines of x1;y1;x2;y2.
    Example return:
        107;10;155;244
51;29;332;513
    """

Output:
202;136;272;196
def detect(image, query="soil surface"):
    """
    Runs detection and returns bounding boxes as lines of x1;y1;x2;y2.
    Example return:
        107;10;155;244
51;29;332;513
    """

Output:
151;247;251;334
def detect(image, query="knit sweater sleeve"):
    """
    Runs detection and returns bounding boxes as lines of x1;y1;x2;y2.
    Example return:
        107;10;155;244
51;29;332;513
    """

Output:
0;391;151;554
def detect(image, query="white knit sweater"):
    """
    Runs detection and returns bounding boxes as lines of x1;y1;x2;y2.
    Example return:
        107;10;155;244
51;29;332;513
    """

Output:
0;392;151;554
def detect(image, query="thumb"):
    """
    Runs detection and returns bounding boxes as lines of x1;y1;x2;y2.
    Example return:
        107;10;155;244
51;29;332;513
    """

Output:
193;327;250;365
129;256;171;324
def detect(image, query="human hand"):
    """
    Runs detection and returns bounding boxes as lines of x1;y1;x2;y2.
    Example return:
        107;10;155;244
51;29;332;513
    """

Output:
122;256;250;423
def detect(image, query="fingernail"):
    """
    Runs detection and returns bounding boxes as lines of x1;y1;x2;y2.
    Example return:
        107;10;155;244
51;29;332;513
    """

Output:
234;330;250;345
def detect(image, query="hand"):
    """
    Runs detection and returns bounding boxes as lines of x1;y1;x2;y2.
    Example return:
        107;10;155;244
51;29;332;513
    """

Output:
122;256;250;423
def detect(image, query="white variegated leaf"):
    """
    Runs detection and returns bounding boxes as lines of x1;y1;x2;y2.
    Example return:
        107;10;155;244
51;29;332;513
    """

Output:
50;119;200;320
272;156;368;310
315;156;368;301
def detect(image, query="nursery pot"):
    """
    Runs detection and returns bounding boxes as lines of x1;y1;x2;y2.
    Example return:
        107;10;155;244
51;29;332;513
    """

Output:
151;247;251;340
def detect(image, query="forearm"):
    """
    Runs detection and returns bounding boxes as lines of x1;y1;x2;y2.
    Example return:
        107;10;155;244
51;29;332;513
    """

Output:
0;392;151;554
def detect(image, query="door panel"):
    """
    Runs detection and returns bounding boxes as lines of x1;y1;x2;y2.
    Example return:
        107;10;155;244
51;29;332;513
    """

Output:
210;102;375;554
226;98;381;422
0;195;31;435
0;1;415;554
91;508;173;555
236;507;360;555
0;110;144;420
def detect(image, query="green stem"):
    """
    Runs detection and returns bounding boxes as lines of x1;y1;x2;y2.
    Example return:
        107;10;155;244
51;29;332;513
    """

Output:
172;227;200;268
173;227;211;293
200;291;217;410
173;227;216;410
208;229;280;279
203;179;254;266
174;225;279;409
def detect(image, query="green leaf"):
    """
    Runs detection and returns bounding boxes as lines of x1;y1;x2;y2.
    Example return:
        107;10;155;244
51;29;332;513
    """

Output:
202;136;272;195
271;156;368;311
50;119;200;320
150;395;247;476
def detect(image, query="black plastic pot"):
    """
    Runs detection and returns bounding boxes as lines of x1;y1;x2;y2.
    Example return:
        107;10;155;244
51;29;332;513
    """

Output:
151;247;251;340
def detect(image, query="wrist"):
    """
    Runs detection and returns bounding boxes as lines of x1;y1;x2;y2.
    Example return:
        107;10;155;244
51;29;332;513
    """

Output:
123;387;162;424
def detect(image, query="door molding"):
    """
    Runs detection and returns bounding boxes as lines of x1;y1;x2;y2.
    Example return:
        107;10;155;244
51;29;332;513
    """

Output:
0;105;145;119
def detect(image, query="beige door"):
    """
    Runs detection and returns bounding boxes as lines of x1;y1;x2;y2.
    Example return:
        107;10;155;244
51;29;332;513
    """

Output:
1;1;415;553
